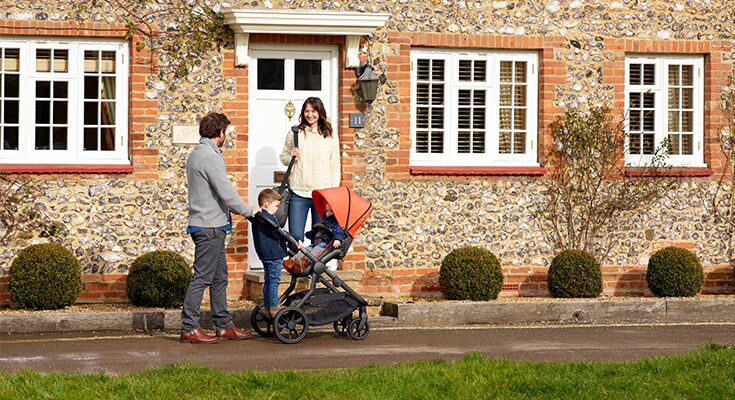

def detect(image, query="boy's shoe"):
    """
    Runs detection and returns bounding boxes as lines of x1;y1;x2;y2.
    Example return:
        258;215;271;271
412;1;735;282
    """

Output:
268;306;284;319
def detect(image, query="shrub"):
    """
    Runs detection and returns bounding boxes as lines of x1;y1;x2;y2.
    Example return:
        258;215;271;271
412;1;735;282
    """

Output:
126;251;192;308
8;243;83;310
646;247;703;297
439;247;503;301
547;250;602;298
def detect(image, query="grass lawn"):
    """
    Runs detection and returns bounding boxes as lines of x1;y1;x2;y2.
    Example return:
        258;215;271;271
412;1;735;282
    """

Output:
1;343;733;399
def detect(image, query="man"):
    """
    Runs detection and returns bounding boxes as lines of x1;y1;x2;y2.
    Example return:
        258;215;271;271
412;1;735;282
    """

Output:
180;112;258;344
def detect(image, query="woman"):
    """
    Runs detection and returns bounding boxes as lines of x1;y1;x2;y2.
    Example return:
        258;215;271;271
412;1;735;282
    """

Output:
280;97;341;245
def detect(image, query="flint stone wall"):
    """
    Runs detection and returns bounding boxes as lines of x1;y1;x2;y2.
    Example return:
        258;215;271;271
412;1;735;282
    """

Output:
0;0;733;299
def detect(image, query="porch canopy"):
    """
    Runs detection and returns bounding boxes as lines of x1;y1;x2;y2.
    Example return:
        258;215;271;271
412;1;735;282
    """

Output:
221;8;391;67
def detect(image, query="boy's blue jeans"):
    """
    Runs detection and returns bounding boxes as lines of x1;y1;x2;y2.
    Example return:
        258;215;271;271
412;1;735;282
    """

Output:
262;259;283;307
288;191;322;248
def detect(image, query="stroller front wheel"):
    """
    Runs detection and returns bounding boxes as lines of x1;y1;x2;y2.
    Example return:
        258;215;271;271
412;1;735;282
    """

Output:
347;318;370;340
274;306;309;344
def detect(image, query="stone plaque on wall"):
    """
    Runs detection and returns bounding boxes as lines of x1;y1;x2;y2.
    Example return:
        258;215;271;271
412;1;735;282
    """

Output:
172;125;200;145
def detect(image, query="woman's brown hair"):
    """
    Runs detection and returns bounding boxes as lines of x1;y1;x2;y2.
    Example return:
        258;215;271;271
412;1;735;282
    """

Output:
298;97;333;138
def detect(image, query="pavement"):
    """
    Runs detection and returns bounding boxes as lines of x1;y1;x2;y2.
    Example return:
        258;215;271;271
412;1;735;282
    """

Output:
2;324;734;373
1;296;735;334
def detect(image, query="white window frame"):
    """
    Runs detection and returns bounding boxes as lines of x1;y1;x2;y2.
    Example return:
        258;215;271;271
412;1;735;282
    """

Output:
410;48;539;167
625;54;705;167
0;37;129;165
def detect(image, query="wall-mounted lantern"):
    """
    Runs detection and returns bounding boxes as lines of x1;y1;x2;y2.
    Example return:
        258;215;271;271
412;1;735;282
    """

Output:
355;62;380;104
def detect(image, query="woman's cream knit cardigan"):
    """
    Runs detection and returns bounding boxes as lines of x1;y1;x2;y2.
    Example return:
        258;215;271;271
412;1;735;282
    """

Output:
279;126;341;194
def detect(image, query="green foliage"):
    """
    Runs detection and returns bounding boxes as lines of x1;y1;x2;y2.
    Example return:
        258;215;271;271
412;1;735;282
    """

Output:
8;244;83;310
439;247;503;301
646;247;704;297
547;250;602;298
126;251;192;308
538;108;676;260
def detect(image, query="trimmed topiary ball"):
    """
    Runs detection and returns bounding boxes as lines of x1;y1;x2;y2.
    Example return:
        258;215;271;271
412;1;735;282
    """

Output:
439;247;503;301
547;250;602;298
126;251;192;308
646;246;703;297
8;243;83;310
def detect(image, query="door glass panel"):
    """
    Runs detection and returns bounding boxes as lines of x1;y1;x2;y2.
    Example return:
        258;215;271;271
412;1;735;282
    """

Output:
294;59;321;91
257;59;284;90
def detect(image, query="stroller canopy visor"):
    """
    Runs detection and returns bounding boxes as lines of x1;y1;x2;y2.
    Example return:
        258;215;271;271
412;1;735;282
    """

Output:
312;186;373;237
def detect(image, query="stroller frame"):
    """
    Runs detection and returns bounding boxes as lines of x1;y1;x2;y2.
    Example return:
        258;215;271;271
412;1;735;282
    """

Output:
250;188;372;344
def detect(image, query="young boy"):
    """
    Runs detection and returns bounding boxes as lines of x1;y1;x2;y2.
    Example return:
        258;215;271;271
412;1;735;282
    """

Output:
248;188;288;318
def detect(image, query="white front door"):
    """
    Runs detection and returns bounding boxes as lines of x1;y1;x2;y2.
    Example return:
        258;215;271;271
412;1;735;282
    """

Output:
247;44;338;269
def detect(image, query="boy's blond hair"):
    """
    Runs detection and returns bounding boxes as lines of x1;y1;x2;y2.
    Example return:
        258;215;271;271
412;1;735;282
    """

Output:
258;188;282;207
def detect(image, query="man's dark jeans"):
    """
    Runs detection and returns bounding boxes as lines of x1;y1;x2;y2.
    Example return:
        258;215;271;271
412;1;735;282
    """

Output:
181;228;234;332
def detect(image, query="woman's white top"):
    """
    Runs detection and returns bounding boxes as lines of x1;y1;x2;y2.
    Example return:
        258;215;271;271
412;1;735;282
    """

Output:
280;125;340;198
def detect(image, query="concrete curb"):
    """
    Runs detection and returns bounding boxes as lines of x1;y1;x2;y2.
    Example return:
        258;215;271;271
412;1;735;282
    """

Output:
381;298;735;326
2;298;734;334
0;308;400;334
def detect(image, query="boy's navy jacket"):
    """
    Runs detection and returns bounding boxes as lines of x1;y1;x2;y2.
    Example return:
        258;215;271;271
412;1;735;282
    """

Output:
248;210;288;261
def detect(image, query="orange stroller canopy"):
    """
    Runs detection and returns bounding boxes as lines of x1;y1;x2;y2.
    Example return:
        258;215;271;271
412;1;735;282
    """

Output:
312;186;373;237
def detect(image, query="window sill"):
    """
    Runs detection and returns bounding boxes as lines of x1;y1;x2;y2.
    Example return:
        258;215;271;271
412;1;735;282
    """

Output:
0;164;134;174
410;166;546;176
624;167;713;177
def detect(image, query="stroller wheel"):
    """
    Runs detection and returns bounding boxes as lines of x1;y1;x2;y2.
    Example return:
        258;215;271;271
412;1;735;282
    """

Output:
333;317;350;337
250;304;274;337
347;318;370;341
274;306;309;344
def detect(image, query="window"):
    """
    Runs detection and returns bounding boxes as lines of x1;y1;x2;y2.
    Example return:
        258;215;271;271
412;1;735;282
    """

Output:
0;38;129;165
625;55;704;167
410;49;538;167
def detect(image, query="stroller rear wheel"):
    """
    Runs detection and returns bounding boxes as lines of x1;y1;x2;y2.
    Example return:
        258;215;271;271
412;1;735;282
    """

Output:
333;316;351;337
274;306;309;344
347;318;370;340
250;304;275;337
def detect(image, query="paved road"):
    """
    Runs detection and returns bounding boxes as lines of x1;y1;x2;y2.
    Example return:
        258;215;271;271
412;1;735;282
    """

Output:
1;323;733;374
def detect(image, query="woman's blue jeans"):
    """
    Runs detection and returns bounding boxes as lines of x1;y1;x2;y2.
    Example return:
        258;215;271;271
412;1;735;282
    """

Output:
288;191;322;249
262;259;282;307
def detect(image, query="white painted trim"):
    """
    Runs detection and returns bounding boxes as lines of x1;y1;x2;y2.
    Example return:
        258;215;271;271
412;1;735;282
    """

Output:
0;37;129;165
410;48;540;167
345;35;361;68
624;54;705;167
234;33;249;66
222;8;390;67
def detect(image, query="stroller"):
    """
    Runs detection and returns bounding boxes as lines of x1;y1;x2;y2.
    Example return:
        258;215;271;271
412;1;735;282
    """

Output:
250;186;373;344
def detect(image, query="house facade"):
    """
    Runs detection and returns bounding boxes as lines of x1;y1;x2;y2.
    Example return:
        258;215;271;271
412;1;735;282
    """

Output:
0;0;733;303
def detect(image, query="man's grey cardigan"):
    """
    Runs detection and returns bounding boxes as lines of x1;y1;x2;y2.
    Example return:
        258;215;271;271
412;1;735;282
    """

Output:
186;137;252;228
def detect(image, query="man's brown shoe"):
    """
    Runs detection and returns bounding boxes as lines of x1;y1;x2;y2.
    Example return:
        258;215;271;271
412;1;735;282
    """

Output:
180;328;219;344
215;326;253;340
